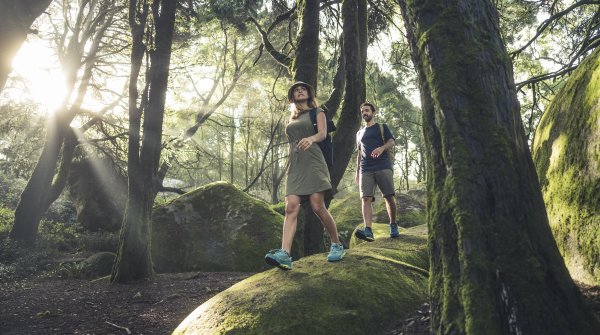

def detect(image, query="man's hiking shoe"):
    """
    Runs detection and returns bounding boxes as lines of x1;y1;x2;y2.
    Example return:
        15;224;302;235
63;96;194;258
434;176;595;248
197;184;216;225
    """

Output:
265;249;292;270
327;243;345;262
355;227;375;242
390;223;400;238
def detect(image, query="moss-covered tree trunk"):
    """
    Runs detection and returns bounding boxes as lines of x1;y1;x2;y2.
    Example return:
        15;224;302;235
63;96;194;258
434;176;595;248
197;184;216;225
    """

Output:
291;0;319;86
0;0;52;92
398;0;600;333
329;0;367;190
532;47;600;285
111;0;176;283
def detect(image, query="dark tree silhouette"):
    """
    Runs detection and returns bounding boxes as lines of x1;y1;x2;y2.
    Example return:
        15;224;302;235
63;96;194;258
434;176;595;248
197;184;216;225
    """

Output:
0;0;53;92
111;0;177;283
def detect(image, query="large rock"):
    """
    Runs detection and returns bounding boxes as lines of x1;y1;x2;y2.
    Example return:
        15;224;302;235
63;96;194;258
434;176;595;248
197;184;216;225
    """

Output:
532;47;600;285
172;227;429;335
151;182;283;272
67;158;127;232
80;252;116;279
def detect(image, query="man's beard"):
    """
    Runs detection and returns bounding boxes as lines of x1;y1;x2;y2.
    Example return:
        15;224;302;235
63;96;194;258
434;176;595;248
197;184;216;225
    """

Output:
362;114;373;122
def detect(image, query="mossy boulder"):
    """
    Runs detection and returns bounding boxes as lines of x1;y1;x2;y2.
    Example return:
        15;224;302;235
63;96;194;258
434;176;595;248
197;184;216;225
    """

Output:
151;182;283;272
67;158;127;232
532;47;600;285
172;229;429;335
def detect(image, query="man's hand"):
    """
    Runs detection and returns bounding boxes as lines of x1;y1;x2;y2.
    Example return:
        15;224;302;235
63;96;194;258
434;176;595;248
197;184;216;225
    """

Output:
371;147;385;158
355;173;360;185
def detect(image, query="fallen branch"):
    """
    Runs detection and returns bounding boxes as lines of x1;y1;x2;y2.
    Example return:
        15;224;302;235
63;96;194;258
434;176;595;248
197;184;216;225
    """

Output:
105;321;132;334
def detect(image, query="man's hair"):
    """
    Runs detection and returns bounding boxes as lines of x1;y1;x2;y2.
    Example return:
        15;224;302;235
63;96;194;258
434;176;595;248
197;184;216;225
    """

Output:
360;102;376;113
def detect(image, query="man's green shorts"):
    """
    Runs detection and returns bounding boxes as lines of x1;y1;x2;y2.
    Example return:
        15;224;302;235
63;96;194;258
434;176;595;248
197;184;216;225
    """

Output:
359;169;395;200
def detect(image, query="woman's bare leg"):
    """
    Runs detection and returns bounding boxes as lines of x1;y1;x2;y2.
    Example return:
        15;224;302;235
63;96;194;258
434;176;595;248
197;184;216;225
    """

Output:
309;192;340;244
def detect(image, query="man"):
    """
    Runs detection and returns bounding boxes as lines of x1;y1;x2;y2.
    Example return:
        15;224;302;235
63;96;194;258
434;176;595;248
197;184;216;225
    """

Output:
354;102;399;241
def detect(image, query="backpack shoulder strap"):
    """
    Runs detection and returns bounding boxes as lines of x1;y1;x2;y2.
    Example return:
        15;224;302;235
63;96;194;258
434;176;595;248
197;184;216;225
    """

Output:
309;108;318;132
379;123;386;144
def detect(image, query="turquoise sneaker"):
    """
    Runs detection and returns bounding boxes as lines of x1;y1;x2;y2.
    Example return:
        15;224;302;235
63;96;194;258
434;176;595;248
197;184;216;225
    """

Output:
327;243;345;262
355;227;375;242
265;249;292;270
390;223;400;238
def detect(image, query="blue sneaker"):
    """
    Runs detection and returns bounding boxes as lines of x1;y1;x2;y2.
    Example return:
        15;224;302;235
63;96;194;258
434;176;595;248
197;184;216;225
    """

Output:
390;223;400;238
355;227;375;242
327;243;345;262
265;249;292;270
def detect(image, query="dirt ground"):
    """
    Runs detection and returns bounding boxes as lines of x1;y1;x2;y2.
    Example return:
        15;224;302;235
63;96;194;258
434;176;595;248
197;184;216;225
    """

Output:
0;272;252;335
1;272;598;335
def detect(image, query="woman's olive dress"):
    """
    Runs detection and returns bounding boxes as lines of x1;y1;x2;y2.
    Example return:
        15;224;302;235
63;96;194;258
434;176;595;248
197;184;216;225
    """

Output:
285;110;332;196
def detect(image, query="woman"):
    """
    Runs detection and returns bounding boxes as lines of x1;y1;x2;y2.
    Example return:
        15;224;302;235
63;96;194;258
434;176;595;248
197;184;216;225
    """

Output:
265;81;345;270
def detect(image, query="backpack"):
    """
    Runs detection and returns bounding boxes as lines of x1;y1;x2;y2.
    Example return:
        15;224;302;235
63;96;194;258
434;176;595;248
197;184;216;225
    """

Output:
309;108;336;168
378;123;395;167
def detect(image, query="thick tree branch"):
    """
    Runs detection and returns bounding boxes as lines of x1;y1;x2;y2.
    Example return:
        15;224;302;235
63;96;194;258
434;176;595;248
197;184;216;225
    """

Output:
246;17;292;68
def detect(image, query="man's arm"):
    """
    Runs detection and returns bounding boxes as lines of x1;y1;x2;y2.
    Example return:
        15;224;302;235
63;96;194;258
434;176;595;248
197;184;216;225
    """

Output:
355;148;361;184
371;138;395;158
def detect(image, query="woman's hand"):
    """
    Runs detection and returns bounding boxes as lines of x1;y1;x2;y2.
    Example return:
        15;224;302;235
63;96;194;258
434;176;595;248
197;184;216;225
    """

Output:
297;137;315;151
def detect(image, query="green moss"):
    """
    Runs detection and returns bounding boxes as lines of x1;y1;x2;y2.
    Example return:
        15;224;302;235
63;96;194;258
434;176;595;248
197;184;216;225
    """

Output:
173;231;428;335
532;48;600;285
152;181;283;272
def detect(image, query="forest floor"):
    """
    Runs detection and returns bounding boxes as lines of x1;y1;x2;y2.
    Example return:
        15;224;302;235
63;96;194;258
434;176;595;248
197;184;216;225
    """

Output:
1;272;599;335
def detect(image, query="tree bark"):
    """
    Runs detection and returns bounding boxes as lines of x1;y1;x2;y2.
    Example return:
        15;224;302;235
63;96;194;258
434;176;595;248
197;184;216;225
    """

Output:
398;0;600;333
111;0;176;283
290;0;320;87
0;0;53;92
10;117;73;244
329;0;366;190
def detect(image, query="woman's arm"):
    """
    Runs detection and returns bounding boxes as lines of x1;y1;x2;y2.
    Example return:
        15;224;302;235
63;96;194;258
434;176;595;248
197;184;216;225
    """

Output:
312;111;327;142
297;110;327;151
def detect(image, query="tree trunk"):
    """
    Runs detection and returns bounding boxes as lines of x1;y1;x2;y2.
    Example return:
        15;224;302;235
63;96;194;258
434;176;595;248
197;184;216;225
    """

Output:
398;0;600;333
329;0;367;190
10;117;70;244
111;0;176;283
290;0;320;87
0;0;53;92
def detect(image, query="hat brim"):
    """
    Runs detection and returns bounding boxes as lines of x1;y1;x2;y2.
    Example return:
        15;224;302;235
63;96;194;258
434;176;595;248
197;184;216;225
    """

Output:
288;81;316;102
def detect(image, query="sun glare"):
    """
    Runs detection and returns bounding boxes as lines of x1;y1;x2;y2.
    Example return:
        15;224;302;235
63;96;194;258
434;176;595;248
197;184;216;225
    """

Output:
10;39;67;114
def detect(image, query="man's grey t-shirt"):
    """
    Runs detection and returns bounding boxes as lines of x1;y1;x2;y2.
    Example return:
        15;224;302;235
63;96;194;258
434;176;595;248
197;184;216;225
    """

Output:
356;123;395;173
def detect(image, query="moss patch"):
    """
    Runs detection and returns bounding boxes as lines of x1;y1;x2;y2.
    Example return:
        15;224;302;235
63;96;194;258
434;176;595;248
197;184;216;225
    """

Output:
532;47;600;285
151;182;283;272
172;230;428;335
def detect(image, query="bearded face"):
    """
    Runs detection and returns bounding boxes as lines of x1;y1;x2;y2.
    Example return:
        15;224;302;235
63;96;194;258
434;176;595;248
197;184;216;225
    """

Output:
361;106;374;122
